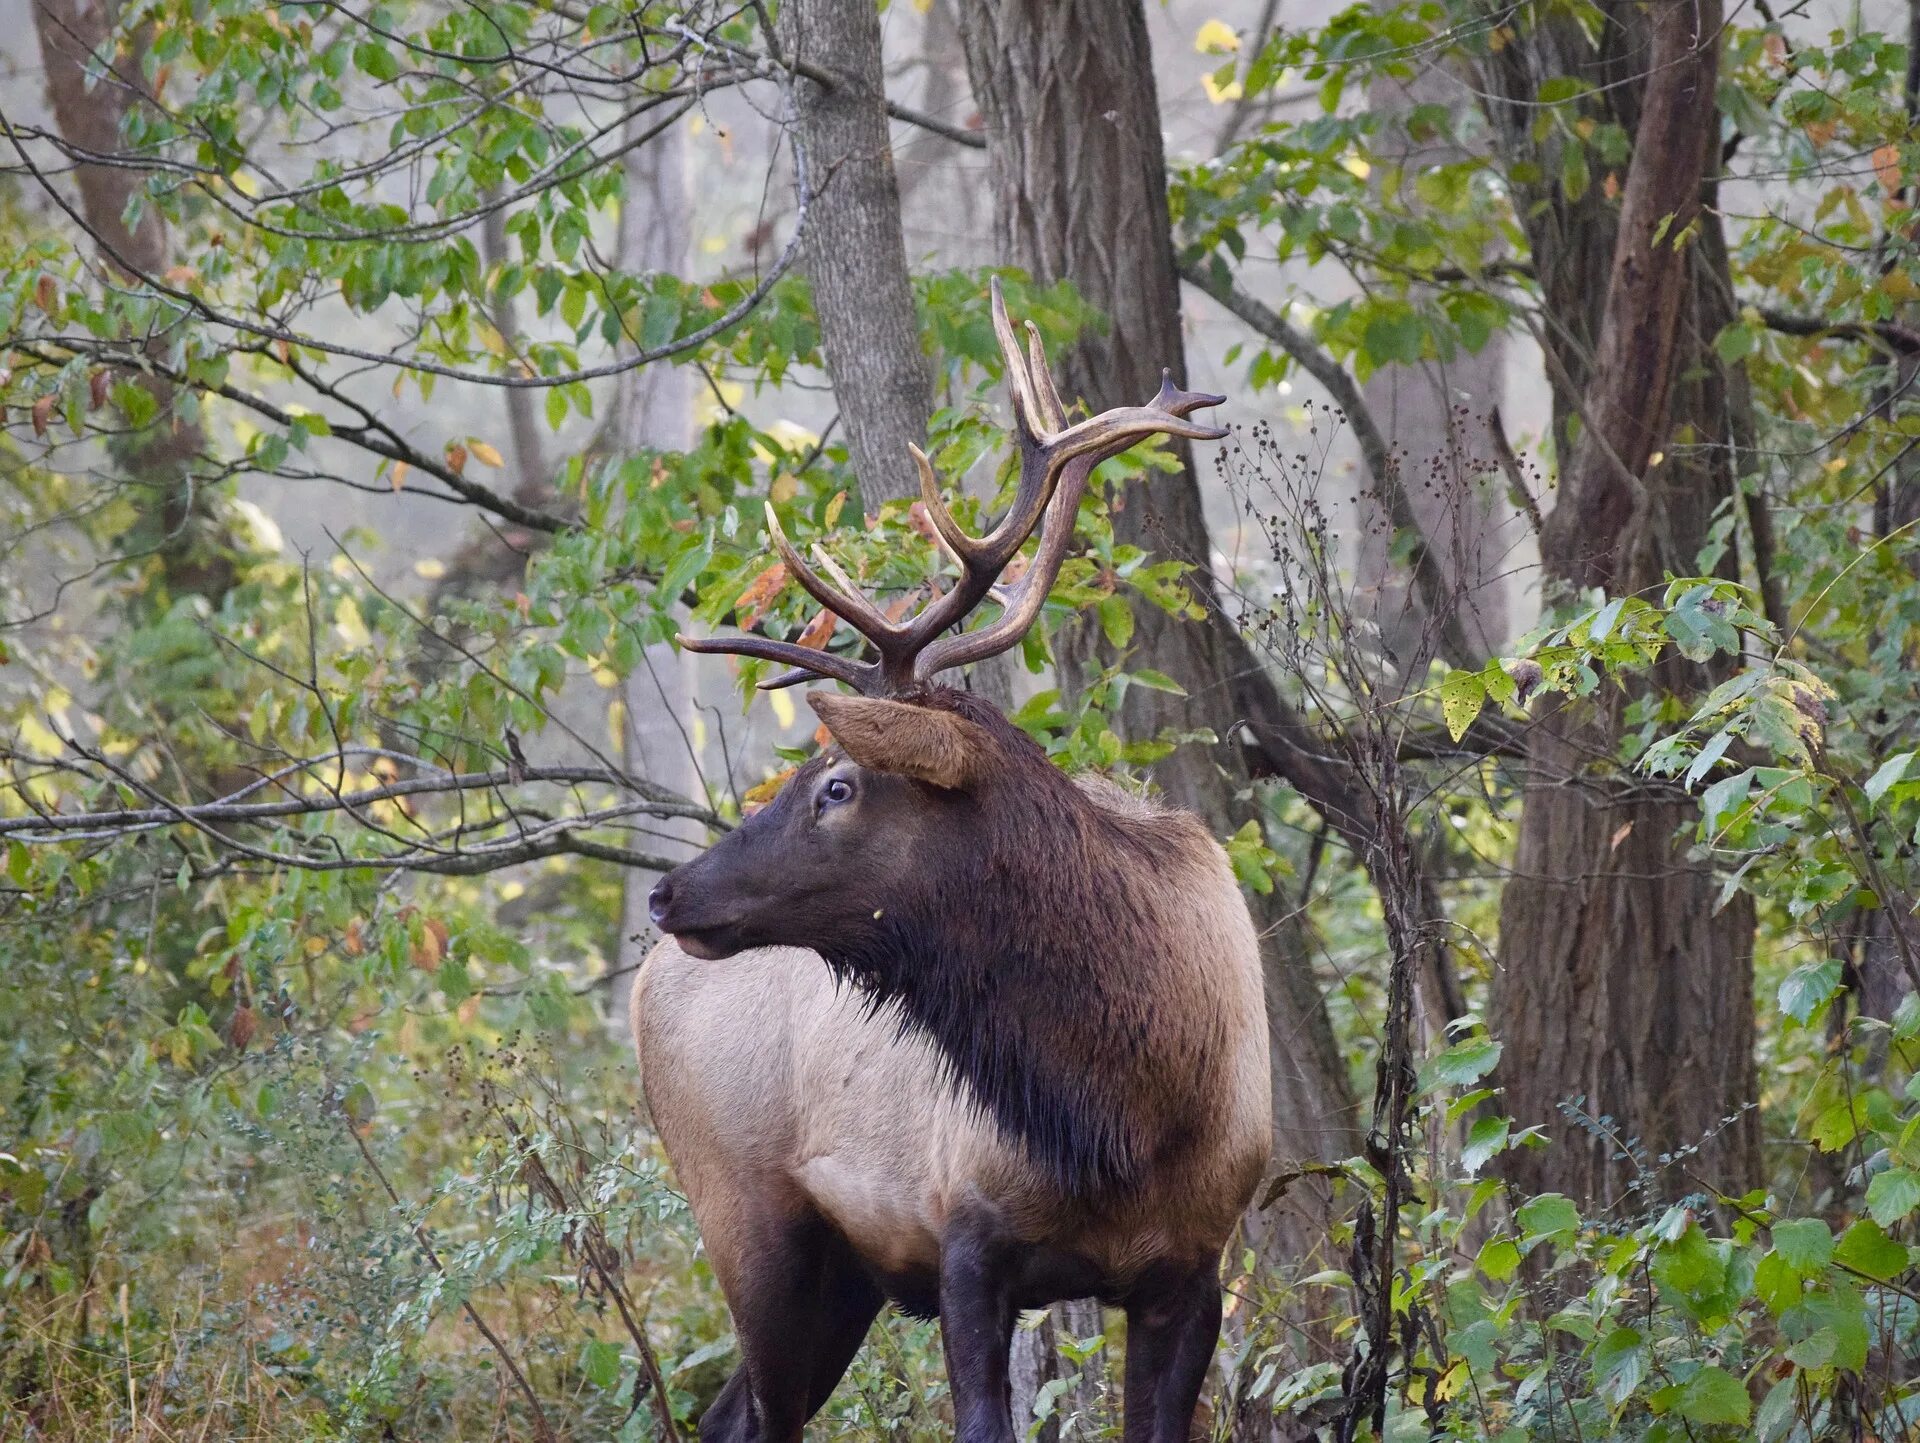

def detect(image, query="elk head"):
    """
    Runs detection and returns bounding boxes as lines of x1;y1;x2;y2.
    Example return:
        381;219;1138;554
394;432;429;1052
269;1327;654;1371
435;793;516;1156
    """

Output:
649;279;1225;963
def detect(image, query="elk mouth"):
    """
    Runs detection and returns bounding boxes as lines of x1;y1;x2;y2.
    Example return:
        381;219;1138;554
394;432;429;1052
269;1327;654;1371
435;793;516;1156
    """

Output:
667;924;745;961
648;874;749;959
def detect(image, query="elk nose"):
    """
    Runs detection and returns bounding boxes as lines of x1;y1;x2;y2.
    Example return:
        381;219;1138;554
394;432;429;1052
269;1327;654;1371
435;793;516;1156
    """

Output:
647;876;674;928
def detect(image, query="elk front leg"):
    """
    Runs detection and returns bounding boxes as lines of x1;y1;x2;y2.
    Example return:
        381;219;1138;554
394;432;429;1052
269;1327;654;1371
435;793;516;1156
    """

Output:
939;1205;1021;1443
1122;1262;1222;1443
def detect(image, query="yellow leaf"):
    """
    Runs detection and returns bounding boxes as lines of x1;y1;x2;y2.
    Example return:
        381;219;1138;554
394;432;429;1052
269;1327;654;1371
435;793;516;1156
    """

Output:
1200;71;1244;104
468;439;504;468
1194;18;1240;53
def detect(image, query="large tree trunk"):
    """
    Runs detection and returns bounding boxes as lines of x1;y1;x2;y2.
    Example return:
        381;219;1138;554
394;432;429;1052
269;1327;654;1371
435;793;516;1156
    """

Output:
956;5;1362;1397
1486;0;1761;1205
778;0;932;511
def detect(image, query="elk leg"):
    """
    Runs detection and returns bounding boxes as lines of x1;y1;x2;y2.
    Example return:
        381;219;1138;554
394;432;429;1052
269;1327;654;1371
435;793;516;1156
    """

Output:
700;1210;875;1443
803;1240;885;1415
1120;1263;1222;1443
939;1206;1020;1443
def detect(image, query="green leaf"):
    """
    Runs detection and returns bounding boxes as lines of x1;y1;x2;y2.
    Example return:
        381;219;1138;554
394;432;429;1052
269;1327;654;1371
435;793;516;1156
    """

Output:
1476;1236;1521;1282
1700;767;1755;834
1127;668;1186;695
1769;1217;1833;1274
1361;305;1423;367
1590;1327;1647;1410
1418;1036;1502;1092
1715;320;1758;364
1865;750;1916;806
1778;959;1843;1025
1653;1365;1750;1426
1460;1115;1509;1175
1834;1218;1908;1280
1866;1167;1920;1228
1439;668;1486;742
582;1339;623;1390
1517;1193;1580;1243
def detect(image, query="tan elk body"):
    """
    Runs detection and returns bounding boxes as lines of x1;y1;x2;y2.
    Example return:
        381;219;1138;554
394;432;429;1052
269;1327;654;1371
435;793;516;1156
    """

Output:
634;283;1272;1443
636;766;1271;1301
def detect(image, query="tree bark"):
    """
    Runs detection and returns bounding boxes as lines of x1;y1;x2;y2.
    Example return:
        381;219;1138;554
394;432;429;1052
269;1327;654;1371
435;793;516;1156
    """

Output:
1485;0;1762;1205
778;0;932;510
957;0;1361;1296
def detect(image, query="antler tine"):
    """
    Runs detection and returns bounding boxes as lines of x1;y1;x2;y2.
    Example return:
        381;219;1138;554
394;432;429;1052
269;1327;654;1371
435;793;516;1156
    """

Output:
679;632;876;692
911;443;989;568
762;501;901;644
1024;320;1068;433
990;277;1043;435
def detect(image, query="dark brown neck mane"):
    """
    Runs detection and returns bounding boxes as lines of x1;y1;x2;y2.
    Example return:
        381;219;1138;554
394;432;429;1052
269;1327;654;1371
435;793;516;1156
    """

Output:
817;690;1203;1199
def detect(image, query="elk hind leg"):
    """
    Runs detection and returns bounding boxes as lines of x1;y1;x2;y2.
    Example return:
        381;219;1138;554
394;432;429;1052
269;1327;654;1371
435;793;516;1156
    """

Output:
698;1210;882;1443
1120;1262;1222;1443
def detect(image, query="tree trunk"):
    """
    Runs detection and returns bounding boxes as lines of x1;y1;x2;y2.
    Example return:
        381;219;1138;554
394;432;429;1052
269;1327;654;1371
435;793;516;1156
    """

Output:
957;0;1361;1370
1487;0;1761;1205
778;0;932;511
36;0;227;602
1355;59;1509;663
613;126;703;1026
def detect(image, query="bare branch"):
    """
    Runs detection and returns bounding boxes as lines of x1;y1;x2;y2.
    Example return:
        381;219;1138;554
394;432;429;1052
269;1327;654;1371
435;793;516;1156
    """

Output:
1178;262;1480;668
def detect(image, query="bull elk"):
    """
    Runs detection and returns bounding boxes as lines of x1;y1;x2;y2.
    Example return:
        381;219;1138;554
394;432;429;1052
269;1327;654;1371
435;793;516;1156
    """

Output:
635;281;1271;1443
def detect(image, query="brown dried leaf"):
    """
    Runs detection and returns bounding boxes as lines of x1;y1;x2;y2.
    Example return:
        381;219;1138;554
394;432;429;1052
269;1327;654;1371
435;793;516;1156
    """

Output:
795;608;837;650
905;500;940;543
390;460;410;491
228;1005;258;1053
88;370;109;411
1874;144;1903;194
30;395;55;438
1609;821;1634;852
410;917;448;971
445;442;468;475
344;917;366;957
34;274;56;314
733;561;790;630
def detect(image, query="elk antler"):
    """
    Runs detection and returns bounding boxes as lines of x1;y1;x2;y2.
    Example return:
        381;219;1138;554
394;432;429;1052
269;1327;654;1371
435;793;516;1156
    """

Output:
680;278;1227;696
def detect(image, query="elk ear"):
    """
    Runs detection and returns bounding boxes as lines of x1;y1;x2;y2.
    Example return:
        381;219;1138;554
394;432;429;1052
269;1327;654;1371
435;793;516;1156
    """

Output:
807;692;993;791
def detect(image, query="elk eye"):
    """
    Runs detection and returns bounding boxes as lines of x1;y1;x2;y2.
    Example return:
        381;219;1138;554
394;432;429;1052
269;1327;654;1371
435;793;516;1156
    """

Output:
819;777;854;809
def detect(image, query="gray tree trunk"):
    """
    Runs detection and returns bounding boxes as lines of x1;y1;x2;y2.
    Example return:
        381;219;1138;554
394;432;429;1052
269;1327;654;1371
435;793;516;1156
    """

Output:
614;125;703;1024
778;0;932;511
1353;60;1509;665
